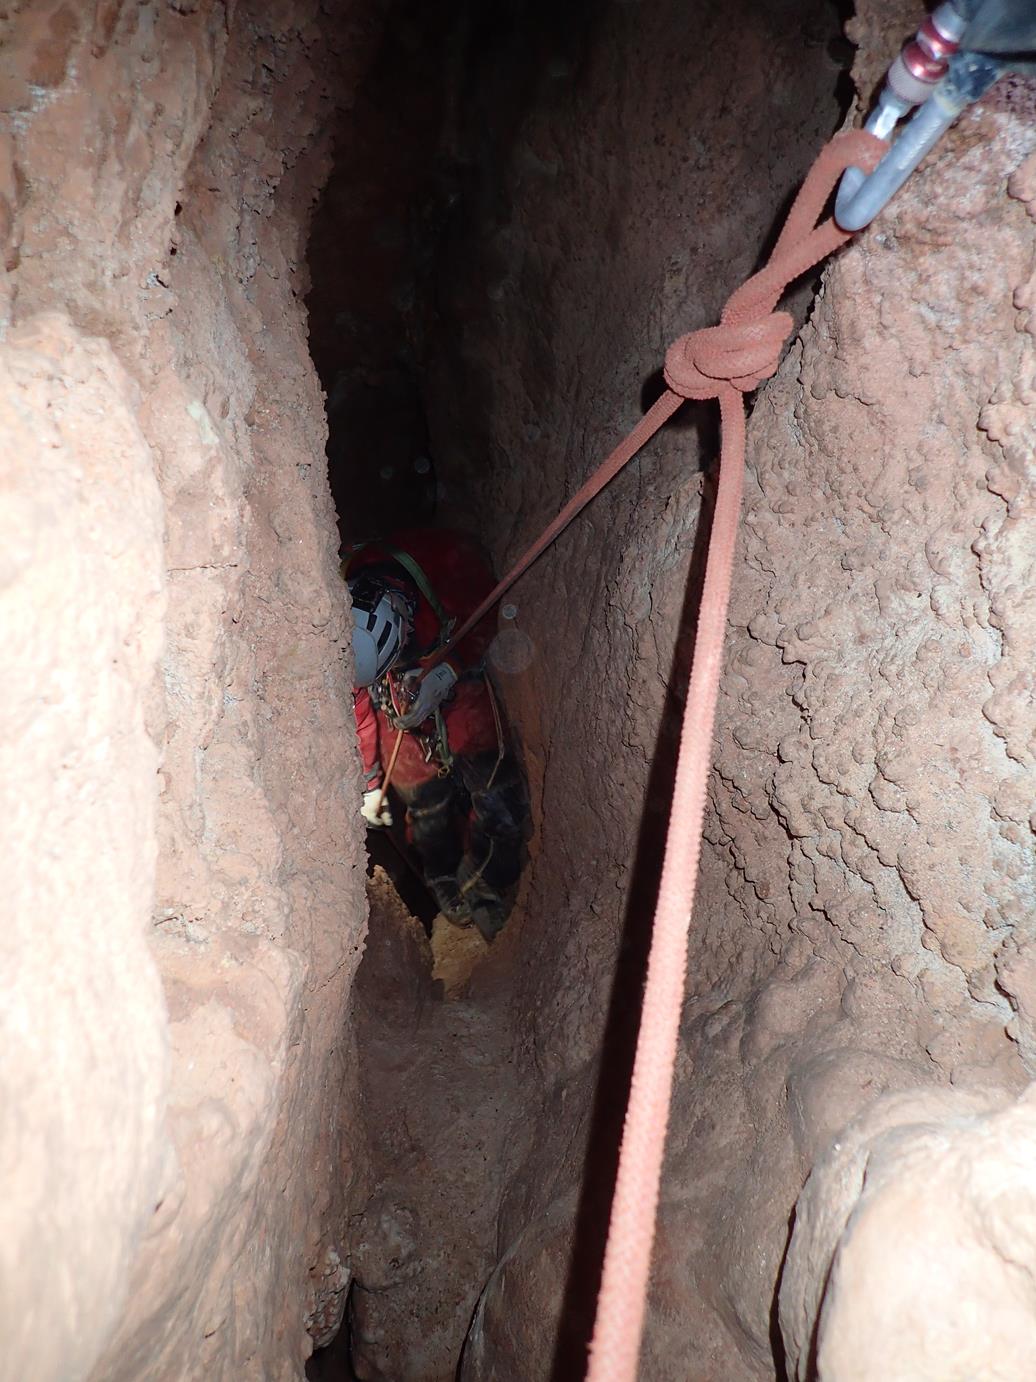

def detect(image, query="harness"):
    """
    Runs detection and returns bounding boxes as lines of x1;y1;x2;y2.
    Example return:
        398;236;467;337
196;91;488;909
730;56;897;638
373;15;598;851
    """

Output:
372;676;457;776
344;541;466;773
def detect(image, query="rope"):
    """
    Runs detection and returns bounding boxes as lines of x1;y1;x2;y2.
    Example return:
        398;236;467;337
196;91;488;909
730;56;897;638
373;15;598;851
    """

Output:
416;130;882;1379
424;391;682;672
458;839;496;895
585;129;884;1382
483;671;507;790
426;143;882;679
374;727;405;818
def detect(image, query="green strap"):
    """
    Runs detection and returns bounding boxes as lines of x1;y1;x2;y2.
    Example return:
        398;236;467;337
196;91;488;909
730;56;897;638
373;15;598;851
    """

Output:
343;541;454;647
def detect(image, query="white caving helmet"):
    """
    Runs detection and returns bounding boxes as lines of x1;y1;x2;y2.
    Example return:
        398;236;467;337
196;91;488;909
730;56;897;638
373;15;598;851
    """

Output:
348;571;413;687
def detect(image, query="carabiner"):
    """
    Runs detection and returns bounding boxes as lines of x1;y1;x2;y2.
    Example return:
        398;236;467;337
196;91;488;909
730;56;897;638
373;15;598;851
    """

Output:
835;2;1006;231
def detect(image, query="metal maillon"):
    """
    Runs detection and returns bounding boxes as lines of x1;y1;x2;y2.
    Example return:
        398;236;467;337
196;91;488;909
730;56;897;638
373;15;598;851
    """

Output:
836;0;1036;231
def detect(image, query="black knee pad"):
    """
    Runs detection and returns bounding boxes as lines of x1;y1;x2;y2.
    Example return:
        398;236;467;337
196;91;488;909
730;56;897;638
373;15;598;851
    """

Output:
469;784;523;839
408;794;455;826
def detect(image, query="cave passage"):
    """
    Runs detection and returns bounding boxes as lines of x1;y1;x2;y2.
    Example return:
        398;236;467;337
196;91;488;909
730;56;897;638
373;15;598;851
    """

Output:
306;0;618;543
7;0;1036;1377
303;0;858;1377
304;0;847;946
305;0;617;948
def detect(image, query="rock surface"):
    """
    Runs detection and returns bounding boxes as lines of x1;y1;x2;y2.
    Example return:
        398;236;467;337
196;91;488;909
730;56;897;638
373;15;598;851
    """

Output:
5;0;1036;1379
780;1085;1036;1381
400;0;1036;1377
1;3;369;1379
349;871;521;1381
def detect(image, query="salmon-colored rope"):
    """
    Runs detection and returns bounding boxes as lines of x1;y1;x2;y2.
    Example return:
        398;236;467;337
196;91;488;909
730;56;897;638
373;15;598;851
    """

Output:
425;392;684;668
433;134;882;675
585;129;883;1382
430;130;884;1381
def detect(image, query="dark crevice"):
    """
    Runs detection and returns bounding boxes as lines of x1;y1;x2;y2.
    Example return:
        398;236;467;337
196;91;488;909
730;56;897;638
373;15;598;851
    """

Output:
303;0;853;1374
548;462;717;1379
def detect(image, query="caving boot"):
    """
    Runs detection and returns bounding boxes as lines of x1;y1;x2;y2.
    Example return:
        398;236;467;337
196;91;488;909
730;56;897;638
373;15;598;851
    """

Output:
427;874;472;927
457;869;511;943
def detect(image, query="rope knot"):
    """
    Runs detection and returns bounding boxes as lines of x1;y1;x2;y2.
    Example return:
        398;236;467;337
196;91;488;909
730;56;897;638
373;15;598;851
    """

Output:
663;311;794;401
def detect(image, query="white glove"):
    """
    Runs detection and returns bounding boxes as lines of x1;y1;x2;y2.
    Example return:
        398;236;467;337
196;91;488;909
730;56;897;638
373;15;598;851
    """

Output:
361;788;393;828
397;664;457;730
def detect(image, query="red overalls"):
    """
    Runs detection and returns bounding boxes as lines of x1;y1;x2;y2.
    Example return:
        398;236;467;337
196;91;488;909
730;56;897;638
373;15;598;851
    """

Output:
350;529;500;790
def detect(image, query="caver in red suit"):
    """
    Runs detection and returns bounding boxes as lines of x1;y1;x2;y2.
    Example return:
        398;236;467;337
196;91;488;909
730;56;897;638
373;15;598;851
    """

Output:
346;529;526;941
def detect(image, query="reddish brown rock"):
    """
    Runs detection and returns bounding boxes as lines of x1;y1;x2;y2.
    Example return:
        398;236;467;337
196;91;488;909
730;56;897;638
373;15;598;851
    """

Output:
2;3;368;1379
5;0;1036;1378
780;1086;1036;1380
414;0;1036;1376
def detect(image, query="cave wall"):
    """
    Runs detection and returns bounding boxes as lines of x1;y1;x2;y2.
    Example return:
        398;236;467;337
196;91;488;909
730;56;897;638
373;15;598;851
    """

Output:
415;0;1036;1377
723;28;1036;1373
413;0;852;1372
427;0;850;1066
0;3;370;1378
4;0;1035;1377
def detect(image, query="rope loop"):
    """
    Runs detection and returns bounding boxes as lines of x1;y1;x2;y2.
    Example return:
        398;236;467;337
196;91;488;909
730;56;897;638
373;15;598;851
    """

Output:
663;312;794;399
663;131;887;404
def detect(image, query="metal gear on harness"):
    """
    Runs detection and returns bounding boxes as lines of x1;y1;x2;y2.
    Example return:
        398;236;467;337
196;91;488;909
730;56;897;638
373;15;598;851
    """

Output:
835;0;1036;231
346;539;464;774
374;674;455;773
364;638;458;775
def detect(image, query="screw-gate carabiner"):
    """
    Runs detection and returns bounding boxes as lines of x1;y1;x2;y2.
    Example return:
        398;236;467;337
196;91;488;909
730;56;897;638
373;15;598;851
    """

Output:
835;0;1016;231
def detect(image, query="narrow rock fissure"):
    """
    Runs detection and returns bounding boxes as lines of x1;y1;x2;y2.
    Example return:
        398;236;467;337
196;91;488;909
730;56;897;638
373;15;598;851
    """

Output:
7;2;1036;1379
303;2;858;1377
